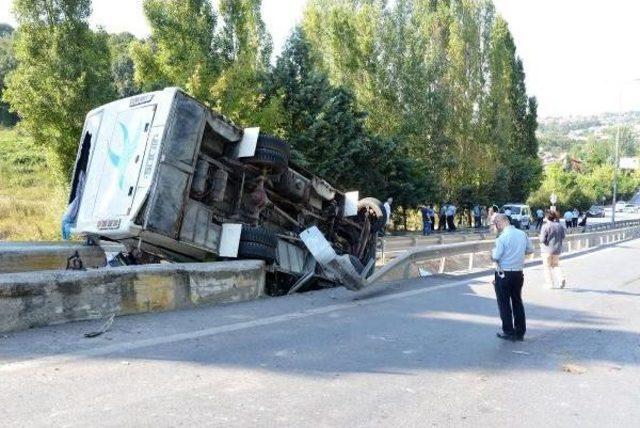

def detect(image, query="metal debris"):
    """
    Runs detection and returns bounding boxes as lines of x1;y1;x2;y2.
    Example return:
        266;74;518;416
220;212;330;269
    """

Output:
561;363;587;374
84;314;115;338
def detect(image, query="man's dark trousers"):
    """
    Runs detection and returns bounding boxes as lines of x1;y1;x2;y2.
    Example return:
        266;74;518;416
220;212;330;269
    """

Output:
430;216;435;231
439;214;446;231
494;271;526;337
446;215;456;231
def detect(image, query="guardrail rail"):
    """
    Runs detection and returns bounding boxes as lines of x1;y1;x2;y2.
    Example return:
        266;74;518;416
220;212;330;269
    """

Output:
370;222;640;284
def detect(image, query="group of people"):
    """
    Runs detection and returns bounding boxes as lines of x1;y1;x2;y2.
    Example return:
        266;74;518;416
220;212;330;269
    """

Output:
563;208;587;229
489;208;567;342
390;196;580;342
419;203;458;235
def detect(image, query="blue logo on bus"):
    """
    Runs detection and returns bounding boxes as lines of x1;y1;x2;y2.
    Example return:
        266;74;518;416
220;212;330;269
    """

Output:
108;121;142;190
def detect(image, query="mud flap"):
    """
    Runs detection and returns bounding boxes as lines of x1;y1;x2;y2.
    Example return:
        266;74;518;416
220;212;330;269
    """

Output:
299;226;372;291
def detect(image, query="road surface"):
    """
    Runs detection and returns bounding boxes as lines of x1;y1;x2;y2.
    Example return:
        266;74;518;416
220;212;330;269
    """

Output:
2;240;640;427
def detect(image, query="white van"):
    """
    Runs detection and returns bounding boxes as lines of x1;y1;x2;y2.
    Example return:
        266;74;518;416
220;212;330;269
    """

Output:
500;204;532;229
66;88;383;292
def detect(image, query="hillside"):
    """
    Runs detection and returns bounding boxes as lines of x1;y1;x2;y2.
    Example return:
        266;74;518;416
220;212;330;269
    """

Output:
0;127;66;240
538;111;640;162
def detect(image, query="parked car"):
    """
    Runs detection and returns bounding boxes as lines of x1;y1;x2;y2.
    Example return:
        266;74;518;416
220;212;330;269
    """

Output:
623;204;639;213
615;201;627;212
587;205;605;217
500;204;532;229
65;88;382;293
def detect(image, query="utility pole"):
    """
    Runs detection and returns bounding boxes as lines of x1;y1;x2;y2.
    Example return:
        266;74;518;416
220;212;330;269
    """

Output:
612;79;640;225
612;125;620;224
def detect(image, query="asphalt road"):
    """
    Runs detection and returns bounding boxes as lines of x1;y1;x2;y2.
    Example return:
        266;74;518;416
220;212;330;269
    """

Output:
2;240;640;427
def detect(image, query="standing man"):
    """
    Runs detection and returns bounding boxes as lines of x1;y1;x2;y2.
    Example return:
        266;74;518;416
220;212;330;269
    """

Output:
420;205;432;236
446;202;457;232
438;203;447;232
540;210;566;289
535;207;544;230
563;209;573;229
572;208;579;228
473;204;482;228
488;205;499;224
383;197;393;232
428;204;436;232
504;206;512;225
491;214;534;341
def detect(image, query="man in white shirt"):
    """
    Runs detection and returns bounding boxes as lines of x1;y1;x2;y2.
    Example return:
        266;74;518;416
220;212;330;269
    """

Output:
563;210;573;228
383;197;393;229
445;203;457;232
438;204;447;231
491;214;534;341
535;208;544;230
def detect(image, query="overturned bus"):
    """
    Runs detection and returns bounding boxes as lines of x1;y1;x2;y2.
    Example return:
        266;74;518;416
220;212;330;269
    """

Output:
66;88;386;294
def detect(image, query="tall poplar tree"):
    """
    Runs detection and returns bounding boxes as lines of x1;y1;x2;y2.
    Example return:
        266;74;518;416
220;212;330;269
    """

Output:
3;0;114;177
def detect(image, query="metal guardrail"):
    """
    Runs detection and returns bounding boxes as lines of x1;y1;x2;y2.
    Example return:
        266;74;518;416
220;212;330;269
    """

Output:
369;224;640;284
378;219;640;263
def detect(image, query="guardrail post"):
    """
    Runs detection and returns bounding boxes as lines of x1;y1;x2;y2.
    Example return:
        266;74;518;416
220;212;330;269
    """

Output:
568;241;572;252
439;257;446;274
468;253;474;270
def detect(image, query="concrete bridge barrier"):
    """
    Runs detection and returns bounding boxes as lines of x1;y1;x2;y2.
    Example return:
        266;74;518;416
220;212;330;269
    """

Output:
0;242;107;274
0;260;265;333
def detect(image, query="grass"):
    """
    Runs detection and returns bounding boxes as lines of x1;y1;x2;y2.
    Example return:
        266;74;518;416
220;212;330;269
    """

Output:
0;127;66;241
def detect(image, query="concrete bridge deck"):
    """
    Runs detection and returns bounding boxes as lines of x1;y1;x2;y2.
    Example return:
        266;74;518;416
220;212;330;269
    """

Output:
2;239;640;427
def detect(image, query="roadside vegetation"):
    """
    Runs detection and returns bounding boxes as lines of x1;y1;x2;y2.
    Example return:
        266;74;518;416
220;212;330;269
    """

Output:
1;0;543;237
0;127;65;240
530;113;640;211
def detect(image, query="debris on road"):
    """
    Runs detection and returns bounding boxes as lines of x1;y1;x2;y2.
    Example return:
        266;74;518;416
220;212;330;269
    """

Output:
84;314;115;338
561;363;587;374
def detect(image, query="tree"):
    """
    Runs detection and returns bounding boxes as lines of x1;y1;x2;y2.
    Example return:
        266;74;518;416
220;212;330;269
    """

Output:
3;0;115;176
131;0;220;101
132;0;281;132
209;0;279;130
0;23;18;126
268;28;433;226
301;0;541;209
108;32;139;98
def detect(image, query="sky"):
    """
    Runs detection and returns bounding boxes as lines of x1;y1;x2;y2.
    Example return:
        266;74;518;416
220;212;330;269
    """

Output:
2;0;640;118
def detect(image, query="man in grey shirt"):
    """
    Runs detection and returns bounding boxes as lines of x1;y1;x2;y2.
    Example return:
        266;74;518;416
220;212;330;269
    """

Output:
491;214;534;341
540;210;566;289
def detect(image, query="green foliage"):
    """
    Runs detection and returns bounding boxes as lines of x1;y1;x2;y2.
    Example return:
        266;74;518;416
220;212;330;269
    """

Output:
131;0;219;100
301;0;541;217
267;28;433;206
131;0;281;131
527;162;640;212
0;127;66;240
217;0;272;67
0;23;18;126
2;0;115;177
107;32;139;97
0;0;548;232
